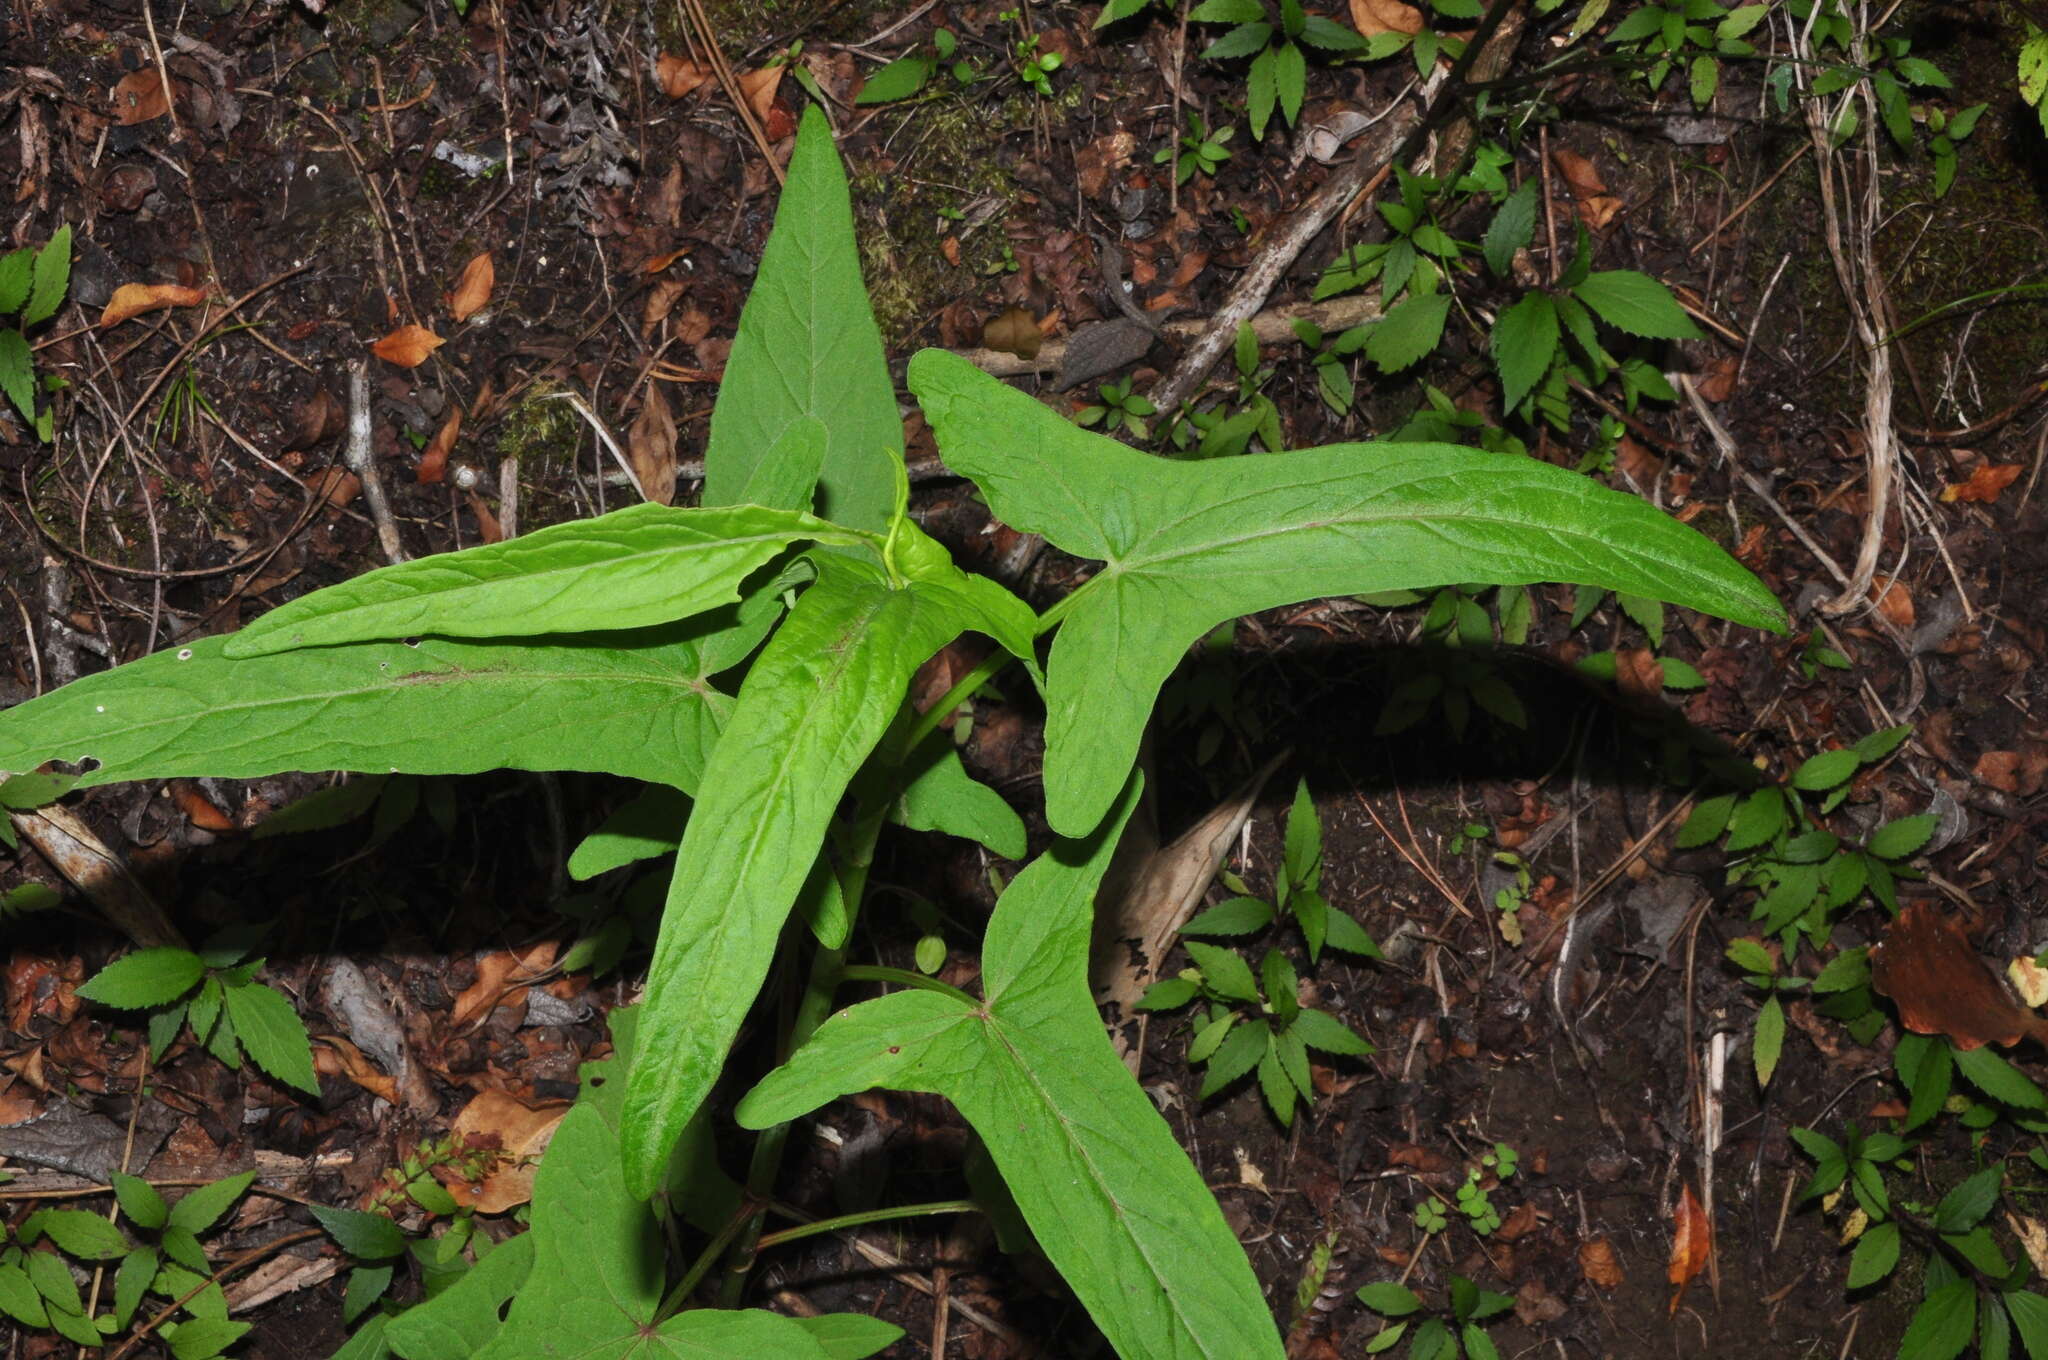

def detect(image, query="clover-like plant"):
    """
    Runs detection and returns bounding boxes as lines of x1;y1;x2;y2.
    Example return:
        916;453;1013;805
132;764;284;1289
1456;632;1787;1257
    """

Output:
0;107;1783;1355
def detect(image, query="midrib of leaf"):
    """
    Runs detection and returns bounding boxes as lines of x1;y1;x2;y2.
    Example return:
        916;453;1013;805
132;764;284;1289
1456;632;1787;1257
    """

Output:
977;1013;1218;1355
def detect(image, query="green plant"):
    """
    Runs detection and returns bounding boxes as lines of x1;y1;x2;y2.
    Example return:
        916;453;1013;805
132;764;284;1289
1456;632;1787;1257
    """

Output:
77;930;320;1096
1356;1273;1516;1359
999;11;1064;95
0;1169;258;1353
2023;24;2048;138
1137;939;1373;1125
1185;0;1366;141
1676;725;1936;949
1291;315;1370;416
1725;935;1802;1087
1605;0;1770;107
0;224;70;442
1157;110;1236;183
856;26;977;104
1075;376;1157;438
1180;778;1380;961
0;108;1783;1354
1163;322;1284;455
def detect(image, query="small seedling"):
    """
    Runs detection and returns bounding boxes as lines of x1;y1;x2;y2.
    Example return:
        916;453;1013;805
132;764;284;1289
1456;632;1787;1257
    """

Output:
76;929;319;1096
856;28;978;104
1356;1273;1515;1359
1075;377;1157;438
1181;778;1380;962
0;224;70;442
1157;111;1236;183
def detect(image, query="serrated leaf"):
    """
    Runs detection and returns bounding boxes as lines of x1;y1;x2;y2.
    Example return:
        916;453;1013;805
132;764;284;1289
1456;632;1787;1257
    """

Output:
167;1315;253;1360
1492;292;1559;412
1847;1219;1900;1288
1900;1281;1975;1360
1367;291;1452;372
1677;792;1735;848
1183;897;1277;936
1869;814;1937;861
0;247;31;315
1723;787;1787;854
1187;940;1262;1004
25;1208;129;1259
1724;938;1774;977
1137;978;1202;1011
111;1172;168;1231
166;1170;255;1236
0;627;734;795
2004;1291;2048;1359
224;504;850;657
703;108;902;533
114;1246;155;1330
78;947;202;1011
1292;1007;1373;1056
1482;181;1538;278
0;329;32;426
23;226;71;327
1791;747;1860;791
1570;270;1703;339
1283;777;1321;892
0;1262;48;1328
1934;1165;2003;1234
908;349;1784;834
221;983;318;1094
621;539;1036;1197
1955;1044;2048;1110
2021;33;2048;105
738;778;1286;1358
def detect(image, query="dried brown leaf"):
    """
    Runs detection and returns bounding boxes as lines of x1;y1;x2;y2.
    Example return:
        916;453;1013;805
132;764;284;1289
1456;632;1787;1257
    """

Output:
1579;1235;1625;1288
98;282;207;329
1940;462;2023;504
1666;1184;1711;1313
1870;901;2048;1050
370;324;445;368
447;252;494;323
418;406;460;485
1349;0;1423;35
109;68;170;125
627;382;678;506
655;54;713;99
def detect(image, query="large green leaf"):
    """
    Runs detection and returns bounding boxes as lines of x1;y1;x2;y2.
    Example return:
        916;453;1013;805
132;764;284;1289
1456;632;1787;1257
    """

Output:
466;1012;896;1360
701;107;903;534
620;538;1037;1196
908;347;1785;834
223;504;852;657
0;626;733;794
739;776;1285;1360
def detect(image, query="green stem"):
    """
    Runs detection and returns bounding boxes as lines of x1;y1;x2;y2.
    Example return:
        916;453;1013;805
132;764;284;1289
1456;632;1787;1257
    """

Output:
715;795;896;1308
839;964;978;1006
659;1199;758;1317
754;1199;982;1253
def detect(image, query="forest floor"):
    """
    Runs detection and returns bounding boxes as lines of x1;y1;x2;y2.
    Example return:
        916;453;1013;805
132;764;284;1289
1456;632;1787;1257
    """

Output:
3;0;2048;1355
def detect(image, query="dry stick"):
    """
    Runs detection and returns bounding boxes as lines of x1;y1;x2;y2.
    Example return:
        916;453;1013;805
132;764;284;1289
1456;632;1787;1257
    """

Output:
345;360;408;564
677;0;785;186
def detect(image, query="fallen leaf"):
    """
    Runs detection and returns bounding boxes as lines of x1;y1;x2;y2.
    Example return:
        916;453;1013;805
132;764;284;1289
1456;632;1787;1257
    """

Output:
370;324;444;368
290;388;345;447
439;1090;571;1213
2010;1212;2048;1278
418;406;460;485
307;467;361;509
1234;1146;1268;1191
2009;956;2048;1009
1615;647;1665;703
465;490;504;544
642;246;692;274
1869;575;1915;630
627;382;678;506
1350;0;1423;35
447;252;494;322
981;307;1042;359
655;54;713;99
1579;1235;1625;1288
1551;147;1607;198
1976;750;2023;794
1870;901;2048;1050
314;1034;400;1104
1073;131;1136;198
1695;354;1739;402
169;781;235;832
450;942;559;1030
1941;462;2023;504
99;282;207;329
109;68;170;125
1667;1183;1711;1314
738;66;788;138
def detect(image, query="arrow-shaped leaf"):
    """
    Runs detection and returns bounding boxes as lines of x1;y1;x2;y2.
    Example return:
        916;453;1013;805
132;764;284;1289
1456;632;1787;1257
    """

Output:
621;535;1037;1196
739;776;1286;1360
908;347;1784;834
224;504;855;657
0;625;733;794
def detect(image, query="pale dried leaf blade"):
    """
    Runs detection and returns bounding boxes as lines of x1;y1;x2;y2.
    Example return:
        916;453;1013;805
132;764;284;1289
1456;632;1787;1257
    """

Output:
444;1090;571;1213
1349;0;1423;36
656;54;713;99
99;283;207;329
627;383;679;505
1092;749;1291;1040
449;252;495;322
110;68;170;125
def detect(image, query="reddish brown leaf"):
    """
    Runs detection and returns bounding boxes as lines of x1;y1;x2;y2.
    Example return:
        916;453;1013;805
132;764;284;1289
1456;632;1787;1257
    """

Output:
99;282;207;329
169;781;236;833
737;66;790;139
1941;462;2023;504
1579;1235;1625;1288
1869;575;1916;629
447;252;494;323
314;1034;400;1104
1870;901;2048;1050
370;324;444;368
450;942;558;1030
1667;1184;1711;1314
981;307;1042;359
438;1090;571;1213
109;68;170;125
418;406;461;485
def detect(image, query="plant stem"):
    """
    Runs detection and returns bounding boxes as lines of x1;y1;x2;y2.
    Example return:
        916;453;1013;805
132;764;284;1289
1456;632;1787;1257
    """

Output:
840;963;978;1006
755;1199;982;1252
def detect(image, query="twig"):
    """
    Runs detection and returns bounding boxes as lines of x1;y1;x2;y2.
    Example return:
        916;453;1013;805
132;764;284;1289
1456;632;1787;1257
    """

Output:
346;360;408;564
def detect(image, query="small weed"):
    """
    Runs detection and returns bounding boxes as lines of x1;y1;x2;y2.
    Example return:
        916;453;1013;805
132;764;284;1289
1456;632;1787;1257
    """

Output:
0;224;70;442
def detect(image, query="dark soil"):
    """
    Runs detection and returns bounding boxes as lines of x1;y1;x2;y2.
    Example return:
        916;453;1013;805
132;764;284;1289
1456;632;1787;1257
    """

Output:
3;0;2047;1356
